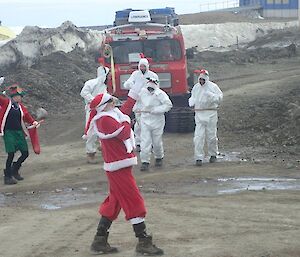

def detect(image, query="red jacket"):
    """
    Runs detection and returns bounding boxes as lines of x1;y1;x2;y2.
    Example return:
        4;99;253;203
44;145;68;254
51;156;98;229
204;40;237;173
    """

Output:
96;97;137;171
0;95;35;136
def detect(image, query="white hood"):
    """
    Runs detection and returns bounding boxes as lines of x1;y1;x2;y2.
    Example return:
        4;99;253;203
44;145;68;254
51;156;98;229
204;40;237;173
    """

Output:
138;58;149;72
97;66;109;84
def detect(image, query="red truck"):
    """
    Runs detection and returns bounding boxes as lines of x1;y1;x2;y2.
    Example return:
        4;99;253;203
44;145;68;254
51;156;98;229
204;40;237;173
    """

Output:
98;8;194;132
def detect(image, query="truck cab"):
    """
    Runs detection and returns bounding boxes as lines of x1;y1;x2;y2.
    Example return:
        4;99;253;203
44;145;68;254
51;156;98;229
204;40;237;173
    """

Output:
99;8;194;132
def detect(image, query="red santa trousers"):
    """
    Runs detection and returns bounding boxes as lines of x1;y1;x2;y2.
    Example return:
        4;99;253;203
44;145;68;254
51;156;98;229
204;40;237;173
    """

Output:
99;166;147;221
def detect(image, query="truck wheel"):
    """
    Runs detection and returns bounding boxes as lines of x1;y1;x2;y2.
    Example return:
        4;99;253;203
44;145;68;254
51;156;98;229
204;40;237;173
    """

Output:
165;107;195;133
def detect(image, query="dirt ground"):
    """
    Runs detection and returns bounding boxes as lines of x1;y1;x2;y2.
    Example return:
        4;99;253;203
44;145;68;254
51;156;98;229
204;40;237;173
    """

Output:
1;53;300;257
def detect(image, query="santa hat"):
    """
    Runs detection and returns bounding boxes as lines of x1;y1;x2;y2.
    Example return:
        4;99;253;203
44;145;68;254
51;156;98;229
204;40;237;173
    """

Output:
197;69;209;81
83;93;112;137
91;93;112;111
6;84;26;97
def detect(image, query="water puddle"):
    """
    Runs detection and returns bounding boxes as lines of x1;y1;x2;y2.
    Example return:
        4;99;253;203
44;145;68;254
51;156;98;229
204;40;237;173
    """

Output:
155;177;300;197
216;151;241;162
203;151;253;163
0;193;5;207
216;177;300;194
1;177;300;209
0;187;106;210
41;204;61;210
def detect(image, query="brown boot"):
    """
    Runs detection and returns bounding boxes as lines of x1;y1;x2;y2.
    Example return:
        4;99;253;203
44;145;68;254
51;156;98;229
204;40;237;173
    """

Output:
90;233;118;254
136;235;164;255
12;162;24;181
133;222;163;255
3;169;17;185
87;152;97;164
90;216;118;254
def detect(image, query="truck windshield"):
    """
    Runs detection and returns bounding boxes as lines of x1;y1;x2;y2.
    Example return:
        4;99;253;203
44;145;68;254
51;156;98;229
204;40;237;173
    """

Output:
108;39;182;64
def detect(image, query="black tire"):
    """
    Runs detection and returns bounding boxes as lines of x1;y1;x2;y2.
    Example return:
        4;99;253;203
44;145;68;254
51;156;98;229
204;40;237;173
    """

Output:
165;107;195;133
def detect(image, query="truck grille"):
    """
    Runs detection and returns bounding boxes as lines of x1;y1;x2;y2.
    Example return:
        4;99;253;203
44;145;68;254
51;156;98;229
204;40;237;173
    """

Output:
157;73;171;88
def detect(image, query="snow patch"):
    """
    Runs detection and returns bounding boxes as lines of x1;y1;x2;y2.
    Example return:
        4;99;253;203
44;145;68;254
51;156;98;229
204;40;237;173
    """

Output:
0;21;103;70
0;20;298;71
181;21;298;50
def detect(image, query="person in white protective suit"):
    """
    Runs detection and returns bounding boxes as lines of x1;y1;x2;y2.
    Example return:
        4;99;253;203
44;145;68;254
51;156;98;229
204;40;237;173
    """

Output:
123;57;159;152
188;69;223;166
139;78;173;171
80;66;110;163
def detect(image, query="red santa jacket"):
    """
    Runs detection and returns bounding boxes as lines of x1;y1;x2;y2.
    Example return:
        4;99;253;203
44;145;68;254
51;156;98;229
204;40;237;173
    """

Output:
95;97;137;171
0;95;35;136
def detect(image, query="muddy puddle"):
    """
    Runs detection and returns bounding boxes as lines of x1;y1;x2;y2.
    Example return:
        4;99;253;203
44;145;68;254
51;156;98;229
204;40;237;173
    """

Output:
169;151;247;168
162;177;300;197
1;177;300;210
0;187;106;210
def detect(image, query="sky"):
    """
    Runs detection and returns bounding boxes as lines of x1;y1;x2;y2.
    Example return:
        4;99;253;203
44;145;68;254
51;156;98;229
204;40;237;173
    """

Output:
0;0;239;27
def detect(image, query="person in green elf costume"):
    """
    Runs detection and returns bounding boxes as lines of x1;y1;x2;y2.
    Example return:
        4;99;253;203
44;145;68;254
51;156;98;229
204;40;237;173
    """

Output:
0;83;38;185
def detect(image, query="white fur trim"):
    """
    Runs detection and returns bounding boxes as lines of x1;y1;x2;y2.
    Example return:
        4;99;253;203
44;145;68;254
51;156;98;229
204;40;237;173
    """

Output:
20;107;29;137
88;109;128;140
130;217;145;225
86;108;135;153
104;156;138;171
1;100;11;134
93;125;124;139
94;93;111;111
123;130;136;153
100;93;112;106
1;101;30;136
95;103;107;112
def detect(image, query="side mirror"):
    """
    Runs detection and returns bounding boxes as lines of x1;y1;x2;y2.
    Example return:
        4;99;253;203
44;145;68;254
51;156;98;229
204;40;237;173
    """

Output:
186;48;194;59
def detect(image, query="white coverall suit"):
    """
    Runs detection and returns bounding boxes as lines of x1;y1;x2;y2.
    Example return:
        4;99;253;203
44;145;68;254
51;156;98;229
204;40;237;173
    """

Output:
123;58;159;146
188;72;223;161
80;66;109;154
139;82;173;163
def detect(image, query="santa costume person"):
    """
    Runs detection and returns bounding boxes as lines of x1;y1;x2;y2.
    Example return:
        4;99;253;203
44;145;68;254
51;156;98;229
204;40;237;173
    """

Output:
84;82;163;255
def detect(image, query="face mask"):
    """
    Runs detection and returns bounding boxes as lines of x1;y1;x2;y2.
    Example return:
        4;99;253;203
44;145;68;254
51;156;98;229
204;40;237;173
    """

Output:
147;87;155;93
199;78;206;86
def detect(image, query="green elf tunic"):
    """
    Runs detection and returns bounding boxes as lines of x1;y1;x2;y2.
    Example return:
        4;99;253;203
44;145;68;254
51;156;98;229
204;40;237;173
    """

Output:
3;102;28;153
